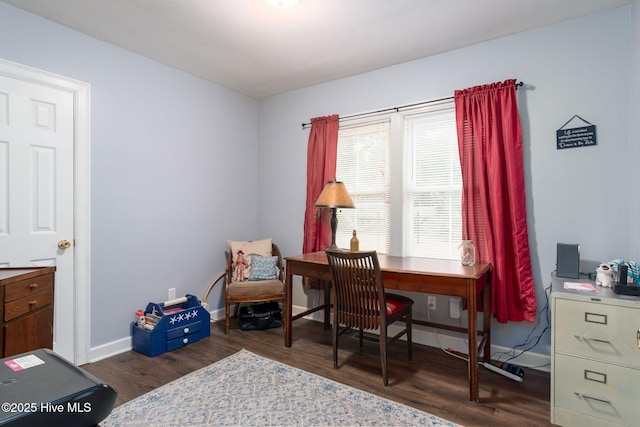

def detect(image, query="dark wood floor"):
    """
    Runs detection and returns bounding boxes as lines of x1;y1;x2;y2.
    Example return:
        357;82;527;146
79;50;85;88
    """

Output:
83;319;553;426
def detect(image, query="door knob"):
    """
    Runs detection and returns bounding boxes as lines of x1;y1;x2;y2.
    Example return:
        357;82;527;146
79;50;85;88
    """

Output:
58;240;71;250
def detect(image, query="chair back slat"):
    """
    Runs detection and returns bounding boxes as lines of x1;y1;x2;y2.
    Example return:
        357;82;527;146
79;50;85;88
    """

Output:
326;250;385;330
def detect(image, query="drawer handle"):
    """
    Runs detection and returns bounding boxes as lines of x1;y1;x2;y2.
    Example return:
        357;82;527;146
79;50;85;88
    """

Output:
637;329;640;349
183;327;190;334
182;338;189;344
29;300;37;306
574;334;611;344
29;283;38;290
574;391;611;405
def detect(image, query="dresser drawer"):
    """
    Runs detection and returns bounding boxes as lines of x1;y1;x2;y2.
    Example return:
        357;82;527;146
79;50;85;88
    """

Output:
166;335;193;352
554;353;639;426
166;321;202;341
554;299;640;368
4;289;54;321
4;274;54;302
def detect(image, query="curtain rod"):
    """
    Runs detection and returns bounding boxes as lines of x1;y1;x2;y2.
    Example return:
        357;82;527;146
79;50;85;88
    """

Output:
301;81;523;130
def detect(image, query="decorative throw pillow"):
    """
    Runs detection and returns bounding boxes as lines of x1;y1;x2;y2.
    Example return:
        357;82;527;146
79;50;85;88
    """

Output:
249;255;279;281
227;238;273;281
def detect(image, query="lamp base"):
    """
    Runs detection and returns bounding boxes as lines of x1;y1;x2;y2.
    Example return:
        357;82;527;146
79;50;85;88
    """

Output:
326;243;342;252
327;207;341;252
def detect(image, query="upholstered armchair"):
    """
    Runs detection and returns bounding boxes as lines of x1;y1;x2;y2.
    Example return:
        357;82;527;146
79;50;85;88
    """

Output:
223;239;285;335
202;238;286;335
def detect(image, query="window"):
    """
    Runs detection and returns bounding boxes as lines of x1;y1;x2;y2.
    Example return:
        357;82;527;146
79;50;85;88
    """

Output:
403;103;461;258
335;120;391;254
335;100;461;259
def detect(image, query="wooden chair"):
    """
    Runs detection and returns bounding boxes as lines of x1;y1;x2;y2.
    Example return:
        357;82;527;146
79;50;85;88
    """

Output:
223;242;285;335
325;249;414;386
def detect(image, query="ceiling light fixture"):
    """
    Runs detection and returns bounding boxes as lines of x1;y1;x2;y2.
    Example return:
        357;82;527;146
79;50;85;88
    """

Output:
266;0;298;8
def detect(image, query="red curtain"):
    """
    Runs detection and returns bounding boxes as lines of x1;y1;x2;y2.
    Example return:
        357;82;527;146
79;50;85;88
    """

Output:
302;115;339;289
454;79;536;323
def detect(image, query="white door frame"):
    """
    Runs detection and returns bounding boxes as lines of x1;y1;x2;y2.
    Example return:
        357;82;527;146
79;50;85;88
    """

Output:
0;58;90;365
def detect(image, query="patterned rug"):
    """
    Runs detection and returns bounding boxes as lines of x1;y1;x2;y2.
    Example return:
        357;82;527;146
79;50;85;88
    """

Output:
101;349;459;426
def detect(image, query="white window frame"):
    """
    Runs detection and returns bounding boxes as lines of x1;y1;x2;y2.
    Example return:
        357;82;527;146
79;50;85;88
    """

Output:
335;117;392;254
336;99;461;259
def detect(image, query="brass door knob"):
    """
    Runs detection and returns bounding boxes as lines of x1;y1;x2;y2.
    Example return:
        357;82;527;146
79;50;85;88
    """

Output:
58;240;71;250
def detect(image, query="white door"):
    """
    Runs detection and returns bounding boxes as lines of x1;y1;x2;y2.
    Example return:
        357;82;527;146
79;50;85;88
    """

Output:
0;74;75;362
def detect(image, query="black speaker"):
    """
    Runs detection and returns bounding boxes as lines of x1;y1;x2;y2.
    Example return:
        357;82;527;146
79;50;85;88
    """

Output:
557;243;580;278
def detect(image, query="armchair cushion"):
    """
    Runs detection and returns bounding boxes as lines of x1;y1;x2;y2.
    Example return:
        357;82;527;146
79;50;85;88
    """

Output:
227;280;284;298
249;255;279;281
227;238;272;280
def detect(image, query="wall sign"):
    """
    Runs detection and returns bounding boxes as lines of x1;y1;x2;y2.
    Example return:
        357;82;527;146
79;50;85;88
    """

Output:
556;115;597;150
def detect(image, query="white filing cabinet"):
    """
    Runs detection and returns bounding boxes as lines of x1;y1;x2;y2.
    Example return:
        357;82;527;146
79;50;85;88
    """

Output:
551;274;640;426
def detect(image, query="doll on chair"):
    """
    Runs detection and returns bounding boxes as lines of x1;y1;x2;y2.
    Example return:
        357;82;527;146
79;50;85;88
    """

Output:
234;250;248;282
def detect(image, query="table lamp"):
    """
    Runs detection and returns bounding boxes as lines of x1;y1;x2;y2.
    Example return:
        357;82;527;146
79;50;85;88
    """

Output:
315;181;355;251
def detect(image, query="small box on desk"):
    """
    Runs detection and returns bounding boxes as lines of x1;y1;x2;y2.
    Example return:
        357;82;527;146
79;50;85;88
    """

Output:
132;294;210;357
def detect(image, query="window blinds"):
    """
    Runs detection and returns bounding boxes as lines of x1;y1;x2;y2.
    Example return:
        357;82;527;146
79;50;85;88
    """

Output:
403;104;461;259
336;120;391;254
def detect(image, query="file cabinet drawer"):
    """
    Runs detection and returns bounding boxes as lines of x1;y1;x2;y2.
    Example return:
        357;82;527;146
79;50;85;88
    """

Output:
555;353;638;426
554;298;640;369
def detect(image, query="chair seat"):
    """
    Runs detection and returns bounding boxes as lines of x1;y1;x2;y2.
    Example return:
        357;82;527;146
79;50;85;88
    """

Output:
227;280;284;298
385;293;414;315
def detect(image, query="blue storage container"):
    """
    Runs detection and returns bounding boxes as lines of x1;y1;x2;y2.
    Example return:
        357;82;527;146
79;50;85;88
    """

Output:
131;294;210;357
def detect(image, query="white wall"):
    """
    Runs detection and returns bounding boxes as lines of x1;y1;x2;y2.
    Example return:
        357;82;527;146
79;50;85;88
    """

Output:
258;7;634;362
0;3;260;353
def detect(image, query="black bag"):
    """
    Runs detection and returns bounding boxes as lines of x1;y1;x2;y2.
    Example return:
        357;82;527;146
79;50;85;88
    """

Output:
238;302;282;331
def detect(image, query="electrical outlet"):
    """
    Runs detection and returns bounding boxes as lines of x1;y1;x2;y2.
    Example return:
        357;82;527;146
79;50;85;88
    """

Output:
168;288;176;301
428;296;436;310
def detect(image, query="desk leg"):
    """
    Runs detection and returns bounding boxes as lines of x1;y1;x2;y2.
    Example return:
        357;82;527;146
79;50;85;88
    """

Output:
323;279;331;329
483;278;491;364
285;269;293;347
467;278;479;402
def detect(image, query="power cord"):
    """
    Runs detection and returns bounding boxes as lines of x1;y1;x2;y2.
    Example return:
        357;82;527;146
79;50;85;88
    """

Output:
427;275;552;379
426;303;469;363
490;273;553;369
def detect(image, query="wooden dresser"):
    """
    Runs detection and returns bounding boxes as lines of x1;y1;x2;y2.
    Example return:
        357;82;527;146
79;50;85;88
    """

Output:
0;267;56;357
551;273;640;426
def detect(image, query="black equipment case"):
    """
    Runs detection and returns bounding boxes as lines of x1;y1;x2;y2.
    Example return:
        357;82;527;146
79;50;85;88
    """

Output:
238;302;282;331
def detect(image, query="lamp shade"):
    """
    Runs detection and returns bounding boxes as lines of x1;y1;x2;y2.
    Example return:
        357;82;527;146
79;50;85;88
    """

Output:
314;181;355;209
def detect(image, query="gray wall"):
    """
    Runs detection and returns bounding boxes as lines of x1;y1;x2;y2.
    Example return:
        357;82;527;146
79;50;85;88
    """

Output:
631;0;640;258
0;3;260;350
258;6;636;363
0;2;637;365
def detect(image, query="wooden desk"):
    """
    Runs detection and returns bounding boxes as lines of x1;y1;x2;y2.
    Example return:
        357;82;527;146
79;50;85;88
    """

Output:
284;251;491;401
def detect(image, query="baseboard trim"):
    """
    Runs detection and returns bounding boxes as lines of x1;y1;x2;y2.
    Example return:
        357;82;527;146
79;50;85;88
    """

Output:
86;304;550;373
88;337;132;363
291;304;550;372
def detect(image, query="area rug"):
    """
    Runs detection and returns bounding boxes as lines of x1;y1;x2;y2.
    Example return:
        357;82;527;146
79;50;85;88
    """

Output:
101;349;459;426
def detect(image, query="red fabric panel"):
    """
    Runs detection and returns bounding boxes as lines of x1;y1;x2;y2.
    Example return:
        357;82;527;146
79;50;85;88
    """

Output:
302;115;339;289
454;79;536;323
